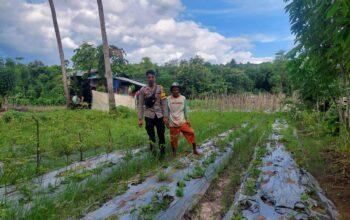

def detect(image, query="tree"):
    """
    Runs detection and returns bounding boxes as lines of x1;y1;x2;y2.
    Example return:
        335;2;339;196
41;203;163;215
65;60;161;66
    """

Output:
97;0;116;111
285;0;350;128
0;68;15;110
48;0;70;108
71;42;98;75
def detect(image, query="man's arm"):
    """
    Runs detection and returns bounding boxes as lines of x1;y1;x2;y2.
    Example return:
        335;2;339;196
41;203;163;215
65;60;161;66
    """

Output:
137;88;144;126
184;97;189;120
160;86;168;118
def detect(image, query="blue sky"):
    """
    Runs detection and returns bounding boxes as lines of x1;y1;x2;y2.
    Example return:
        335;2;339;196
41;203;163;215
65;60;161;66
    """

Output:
181;0;293;57
0;0;294;64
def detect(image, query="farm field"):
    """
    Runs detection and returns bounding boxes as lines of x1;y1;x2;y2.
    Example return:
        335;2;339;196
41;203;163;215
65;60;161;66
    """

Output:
1;109;349;219
0;109;264;219
1;0;350;219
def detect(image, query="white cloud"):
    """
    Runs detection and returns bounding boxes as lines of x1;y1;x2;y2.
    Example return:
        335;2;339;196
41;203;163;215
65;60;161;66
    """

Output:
62;37;78;49
0;0;273;64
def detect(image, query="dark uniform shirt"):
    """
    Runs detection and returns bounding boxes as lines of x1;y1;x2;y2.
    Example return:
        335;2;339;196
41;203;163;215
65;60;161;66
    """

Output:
138;84;168;119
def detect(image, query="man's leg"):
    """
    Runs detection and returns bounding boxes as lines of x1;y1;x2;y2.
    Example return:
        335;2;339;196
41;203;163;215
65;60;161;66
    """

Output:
170;127;180;157
155;116;166;157
145;117;156;153
181;123;200;155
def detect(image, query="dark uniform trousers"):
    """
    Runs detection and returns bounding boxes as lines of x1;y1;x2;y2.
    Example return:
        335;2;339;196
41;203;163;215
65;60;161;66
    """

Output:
145;116;165;151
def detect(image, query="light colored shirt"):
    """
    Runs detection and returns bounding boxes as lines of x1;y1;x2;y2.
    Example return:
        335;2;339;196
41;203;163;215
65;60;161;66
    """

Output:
138;84;167;119
167;95;189;127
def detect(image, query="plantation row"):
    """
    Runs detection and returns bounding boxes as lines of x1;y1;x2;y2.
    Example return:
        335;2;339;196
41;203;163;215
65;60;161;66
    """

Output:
0;110;261;217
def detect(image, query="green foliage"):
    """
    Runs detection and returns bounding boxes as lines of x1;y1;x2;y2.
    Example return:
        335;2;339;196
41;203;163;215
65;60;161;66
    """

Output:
245;178;256;196
0;67;15;98
175;187;184;197
138;185;173;219
285;0;349;108
157;171;170;182
71;42;98;74
189;165;205;179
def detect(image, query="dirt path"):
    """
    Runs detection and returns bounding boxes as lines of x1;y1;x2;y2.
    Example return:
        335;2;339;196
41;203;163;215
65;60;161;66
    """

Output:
183;129;258;220
183;166;235;220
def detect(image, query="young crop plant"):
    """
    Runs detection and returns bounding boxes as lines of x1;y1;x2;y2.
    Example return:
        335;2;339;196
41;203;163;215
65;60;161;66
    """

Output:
176;187;184;197
137;186;173;219
183;174;191;182
245;178;257;196
176;180;186;197
190;166;205;179
157;171;171;182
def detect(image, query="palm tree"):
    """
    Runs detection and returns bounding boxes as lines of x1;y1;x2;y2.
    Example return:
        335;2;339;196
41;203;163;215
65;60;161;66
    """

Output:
48;0;70;108
97;0;116;111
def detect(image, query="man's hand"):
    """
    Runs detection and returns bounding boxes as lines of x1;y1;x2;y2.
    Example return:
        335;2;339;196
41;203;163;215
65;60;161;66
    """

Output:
187;120;191;127
163;117;169;128
138;119;143;128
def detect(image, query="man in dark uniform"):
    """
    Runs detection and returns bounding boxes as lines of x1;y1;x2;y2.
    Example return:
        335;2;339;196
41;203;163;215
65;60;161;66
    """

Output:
138;70;168;156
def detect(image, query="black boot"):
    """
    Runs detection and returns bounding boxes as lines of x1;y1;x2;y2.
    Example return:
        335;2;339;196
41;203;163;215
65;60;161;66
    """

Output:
159;144;165;160
149;141;156;155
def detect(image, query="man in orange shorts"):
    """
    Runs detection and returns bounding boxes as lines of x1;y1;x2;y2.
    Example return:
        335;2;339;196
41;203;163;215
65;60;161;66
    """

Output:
166;82;200;157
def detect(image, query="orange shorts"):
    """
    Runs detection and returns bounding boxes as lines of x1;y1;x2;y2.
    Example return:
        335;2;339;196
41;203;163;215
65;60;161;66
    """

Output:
170;122;196;148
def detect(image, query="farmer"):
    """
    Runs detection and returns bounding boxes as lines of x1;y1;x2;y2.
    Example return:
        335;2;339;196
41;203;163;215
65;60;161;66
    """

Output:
138;70;168;157
166;82;200;157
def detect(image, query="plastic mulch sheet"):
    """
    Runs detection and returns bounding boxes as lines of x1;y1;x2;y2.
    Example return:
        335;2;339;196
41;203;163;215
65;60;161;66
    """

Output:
223;120;338;220
82;125;252;220
0;147;144;207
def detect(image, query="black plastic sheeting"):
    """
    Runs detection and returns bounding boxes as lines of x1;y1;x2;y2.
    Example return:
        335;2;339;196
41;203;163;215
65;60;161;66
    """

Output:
223;120;338;220
0;147;145;210
82;124;252;220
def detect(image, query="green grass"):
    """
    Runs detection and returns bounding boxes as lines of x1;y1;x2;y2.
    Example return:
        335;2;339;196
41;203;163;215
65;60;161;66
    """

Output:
280;117;331;176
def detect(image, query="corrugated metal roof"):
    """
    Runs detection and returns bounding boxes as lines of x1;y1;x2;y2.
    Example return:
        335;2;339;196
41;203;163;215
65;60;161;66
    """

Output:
114;76;146;87
69;70;145;87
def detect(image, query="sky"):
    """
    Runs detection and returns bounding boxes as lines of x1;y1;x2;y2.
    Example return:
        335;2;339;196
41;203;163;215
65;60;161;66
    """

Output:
0;0;293;65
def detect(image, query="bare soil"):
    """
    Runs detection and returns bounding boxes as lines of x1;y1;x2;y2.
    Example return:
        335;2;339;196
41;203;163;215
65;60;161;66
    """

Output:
183;167;233;220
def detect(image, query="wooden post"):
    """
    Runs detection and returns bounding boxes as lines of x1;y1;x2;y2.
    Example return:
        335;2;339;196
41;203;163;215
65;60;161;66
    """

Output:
32;115;40;174
97;0;116;112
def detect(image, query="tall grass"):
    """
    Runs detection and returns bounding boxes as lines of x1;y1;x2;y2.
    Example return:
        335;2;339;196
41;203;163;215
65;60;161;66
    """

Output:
189;93;285;112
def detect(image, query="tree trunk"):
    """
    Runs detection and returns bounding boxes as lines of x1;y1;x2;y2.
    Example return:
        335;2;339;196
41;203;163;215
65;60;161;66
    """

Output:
97;0;116;112
48;0;70;108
